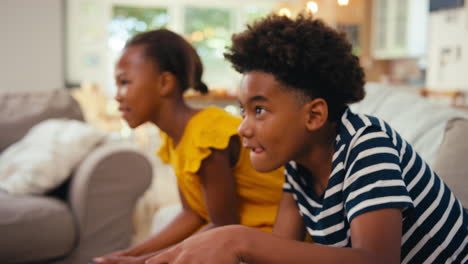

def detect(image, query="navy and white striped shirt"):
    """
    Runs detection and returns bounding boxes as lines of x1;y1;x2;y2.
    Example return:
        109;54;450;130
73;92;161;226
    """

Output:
284;108;467;263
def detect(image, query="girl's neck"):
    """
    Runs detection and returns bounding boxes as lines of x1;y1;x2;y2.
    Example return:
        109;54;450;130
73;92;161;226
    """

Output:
155;98;199;146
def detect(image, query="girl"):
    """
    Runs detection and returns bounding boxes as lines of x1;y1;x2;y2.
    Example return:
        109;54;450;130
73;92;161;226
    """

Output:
93;29;284;264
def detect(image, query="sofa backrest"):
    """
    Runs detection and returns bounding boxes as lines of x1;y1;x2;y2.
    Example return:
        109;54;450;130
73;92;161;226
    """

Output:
351;83;468;165
432;118;468;207
0;89;84;152
351;83;468;206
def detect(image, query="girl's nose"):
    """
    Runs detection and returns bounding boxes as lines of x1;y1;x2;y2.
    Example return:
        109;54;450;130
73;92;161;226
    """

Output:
115;86;127;102
115;92;122;103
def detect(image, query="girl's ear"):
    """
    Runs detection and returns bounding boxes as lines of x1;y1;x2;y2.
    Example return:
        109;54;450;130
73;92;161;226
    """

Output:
157;71;177;97
304;98;329;131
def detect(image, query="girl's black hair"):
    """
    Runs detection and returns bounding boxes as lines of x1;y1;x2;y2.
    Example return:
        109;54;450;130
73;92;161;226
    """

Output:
126;29;208;94
224;14;365;121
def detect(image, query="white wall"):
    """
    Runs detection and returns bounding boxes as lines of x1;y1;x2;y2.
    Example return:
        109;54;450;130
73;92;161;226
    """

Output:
0;0;64;91
426;5;468;91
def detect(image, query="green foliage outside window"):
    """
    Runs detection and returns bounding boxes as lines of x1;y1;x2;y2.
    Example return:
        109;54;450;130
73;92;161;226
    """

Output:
246;7;270;24
184;7;232;59
109;6;168;51
107;5;274;92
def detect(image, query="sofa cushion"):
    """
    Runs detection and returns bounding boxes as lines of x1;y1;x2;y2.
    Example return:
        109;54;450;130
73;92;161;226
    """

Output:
433;118;468;207
0;191;76;263
0;119;106;195
0;89;83;152
351;83;468;165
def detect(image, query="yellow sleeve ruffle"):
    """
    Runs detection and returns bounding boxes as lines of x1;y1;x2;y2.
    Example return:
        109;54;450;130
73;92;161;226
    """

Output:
157;131;171;164
183;108;241;174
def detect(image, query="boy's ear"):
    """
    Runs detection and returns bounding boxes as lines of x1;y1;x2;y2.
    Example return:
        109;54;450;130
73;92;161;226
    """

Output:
157;71;177;97
304;98;328;131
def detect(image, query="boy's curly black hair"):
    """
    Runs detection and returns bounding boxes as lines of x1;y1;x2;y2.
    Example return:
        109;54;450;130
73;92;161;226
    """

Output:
224;14;365;121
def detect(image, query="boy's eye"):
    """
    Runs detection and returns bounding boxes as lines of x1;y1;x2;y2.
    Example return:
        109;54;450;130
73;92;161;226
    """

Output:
119;80;129;85
239;106;246;118
255;106;265;116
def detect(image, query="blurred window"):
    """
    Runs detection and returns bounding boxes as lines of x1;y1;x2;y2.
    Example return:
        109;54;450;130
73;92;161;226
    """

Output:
246;7;269;24
109;6;169;52
184;7;235;91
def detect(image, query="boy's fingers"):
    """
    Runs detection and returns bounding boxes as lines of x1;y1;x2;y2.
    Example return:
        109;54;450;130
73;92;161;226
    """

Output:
145;250;173;264
94;256;120;264
91;257;106;264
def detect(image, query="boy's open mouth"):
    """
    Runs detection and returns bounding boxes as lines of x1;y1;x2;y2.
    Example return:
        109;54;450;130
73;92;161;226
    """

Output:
253;147;264;154
243;140;265;154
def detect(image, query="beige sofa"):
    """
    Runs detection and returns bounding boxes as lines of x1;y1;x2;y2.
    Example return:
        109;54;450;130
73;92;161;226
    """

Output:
351;83;468;207
0;89;153;264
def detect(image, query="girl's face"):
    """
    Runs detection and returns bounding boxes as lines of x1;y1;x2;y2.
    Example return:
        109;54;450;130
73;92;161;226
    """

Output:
237;71;313;172
115;45;162;128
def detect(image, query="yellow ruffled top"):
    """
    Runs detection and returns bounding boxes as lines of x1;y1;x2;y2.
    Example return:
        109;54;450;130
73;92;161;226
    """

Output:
158;107;284;232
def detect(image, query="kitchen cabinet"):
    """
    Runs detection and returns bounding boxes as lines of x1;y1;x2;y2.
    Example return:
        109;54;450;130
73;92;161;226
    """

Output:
372;0;429;59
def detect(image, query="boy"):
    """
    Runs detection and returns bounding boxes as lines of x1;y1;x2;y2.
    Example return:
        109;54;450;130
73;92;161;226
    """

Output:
147;14;467;264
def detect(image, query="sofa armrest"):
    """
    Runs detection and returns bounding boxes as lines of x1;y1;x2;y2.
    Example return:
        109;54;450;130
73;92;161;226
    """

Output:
64;141;152;264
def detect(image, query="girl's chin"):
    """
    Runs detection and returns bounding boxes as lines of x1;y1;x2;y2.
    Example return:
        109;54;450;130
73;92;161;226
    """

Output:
127;121;142;129
122;118;139;129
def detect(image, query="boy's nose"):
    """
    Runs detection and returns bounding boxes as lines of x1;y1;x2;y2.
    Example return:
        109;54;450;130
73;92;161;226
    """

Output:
238;118;253;138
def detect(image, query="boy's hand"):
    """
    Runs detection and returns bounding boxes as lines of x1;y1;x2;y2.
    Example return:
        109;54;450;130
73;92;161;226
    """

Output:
92;249;131;264
93;255;146;264
146;226;242;264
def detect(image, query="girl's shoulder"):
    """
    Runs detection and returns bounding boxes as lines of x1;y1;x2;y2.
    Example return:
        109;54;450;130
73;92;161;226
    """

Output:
186;106;241;146
160;107;241;174
190;106;240;126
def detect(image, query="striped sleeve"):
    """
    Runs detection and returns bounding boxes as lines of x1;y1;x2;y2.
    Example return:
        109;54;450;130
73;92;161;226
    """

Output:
343;126;414;223
283;162;295;192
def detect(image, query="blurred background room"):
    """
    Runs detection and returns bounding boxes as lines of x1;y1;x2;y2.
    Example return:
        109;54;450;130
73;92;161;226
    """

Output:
1;0;467;247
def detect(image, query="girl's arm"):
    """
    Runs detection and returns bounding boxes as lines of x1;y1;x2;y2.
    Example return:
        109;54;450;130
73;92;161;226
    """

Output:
94;188;204;264
196;135;241;231
147;207;402;264
95;136;241;264
272;192;306;240
124;188;204;256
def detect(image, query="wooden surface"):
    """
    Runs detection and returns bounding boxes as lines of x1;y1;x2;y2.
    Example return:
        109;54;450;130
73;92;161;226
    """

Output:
419;89;467;109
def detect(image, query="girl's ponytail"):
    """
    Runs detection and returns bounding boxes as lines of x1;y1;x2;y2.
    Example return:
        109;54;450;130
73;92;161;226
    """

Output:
194;81;208;94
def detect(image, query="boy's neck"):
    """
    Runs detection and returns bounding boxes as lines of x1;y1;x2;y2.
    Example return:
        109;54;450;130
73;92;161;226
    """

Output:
296;121;337;196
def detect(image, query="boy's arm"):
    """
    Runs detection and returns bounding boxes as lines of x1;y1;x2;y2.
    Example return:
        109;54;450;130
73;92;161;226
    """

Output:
241;207;402;264
147;207;402;264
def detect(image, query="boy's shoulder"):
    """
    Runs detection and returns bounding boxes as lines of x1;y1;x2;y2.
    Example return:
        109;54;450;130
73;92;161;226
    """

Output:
338;108;391;144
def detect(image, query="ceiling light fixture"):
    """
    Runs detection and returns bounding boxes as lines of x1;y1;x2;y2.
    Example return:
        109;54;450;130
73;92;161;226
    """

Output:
306;1;319;14
278;7;292;17
338;0;349;6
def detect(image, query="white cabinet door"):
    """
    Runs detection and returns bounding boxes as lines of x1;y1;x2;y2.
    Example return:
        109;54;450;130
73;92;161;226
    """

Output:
372;0;428;59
